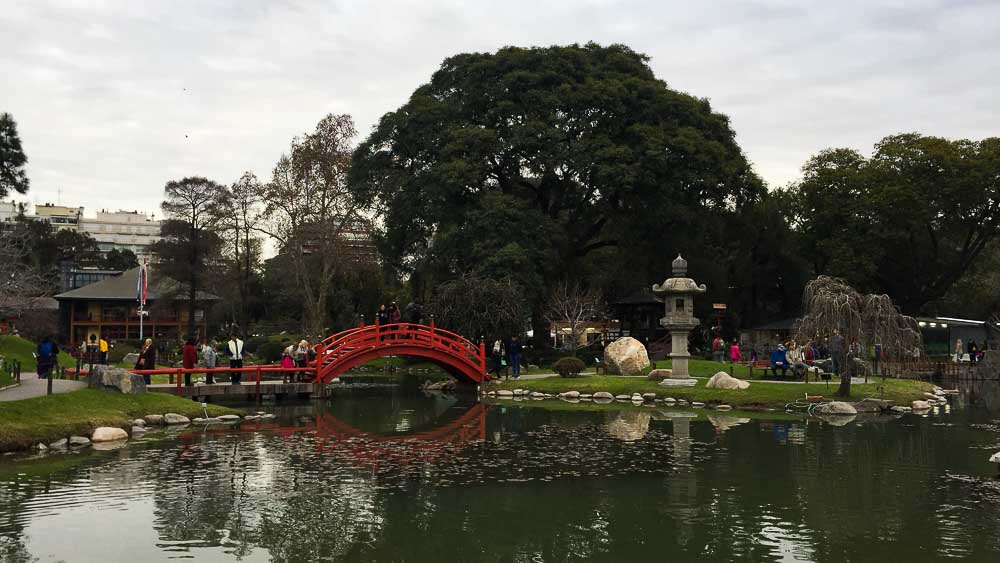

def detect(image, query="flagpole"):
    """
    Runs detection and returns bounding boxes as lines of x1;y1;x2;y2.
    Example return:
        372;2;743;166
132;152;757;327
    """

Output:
138;260;147;341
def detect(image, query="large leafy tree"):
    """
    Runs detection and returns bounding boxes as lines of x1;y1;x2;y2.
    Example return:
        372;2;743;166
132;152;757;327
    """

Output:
214;171;265;333
350;43;761;344
794;134;1000;312
0;112;29;198
100;248;139;271
151;177;225;338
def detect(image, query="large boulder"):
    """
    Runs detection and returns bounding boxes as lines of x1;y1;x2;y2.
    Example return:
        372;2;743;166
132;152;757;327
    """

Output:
604;337;650;375
144;414;165;425
813;401;858;416
88;365;147;395
705;372;750;390
592;391;614;400
91;427;129;443
912;400;932;411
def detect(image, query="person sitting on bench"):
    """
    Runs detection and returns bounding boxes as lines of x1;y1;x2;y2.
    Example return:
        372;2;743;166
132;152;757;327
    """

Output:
769;344;792;378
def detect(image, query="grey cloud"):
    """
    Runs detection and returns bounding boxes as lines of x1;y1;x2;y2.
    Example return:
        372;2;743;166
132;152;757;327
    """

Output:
1;0;997;211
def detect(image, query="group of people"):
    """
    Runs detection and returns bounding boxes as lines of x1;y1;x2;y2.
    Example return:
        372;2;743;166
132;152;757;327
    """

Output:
954;338;986;363
134;334;244;386
280;339;314;382
488;335;525;379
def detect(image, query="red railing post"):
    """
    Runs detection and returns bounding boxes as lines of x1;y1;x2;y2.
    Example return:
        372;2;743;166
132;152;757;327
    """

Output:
256;366;261;401
375;321;380;346
429;315;435;347
175;369;182;396
478;337;486;380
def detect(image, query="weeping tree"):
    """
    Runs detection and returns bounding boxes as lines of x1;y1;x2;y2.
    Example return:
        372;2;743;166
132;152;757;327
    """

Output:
426;275;527;345
796;276;921;397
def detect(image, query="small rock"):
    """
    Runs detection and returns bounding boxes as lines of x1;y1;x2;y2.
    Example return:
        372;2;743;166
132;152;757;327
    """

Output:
615;394;630;401
133;419;146;428
691;402;705;408
131;426;146;435
559;391;581;399
579;394;593;399
813;401;858;415
487;391;496;397
911;400;932;411
217;414;241;422
497;390;514;398
530;391;545;398
35;443;48;451
49;438;68;448
716;404;733;411
260;414;276;419
647;368;673;381
677;400;689;406
853;398;894;413
593;392;614;400
164;413;191;425
144;414;165;425
663;397;677;404
513;389;525;396
69;436;91;447
642;393;656;402
91;427;128;443
244;415;260;421
890;406;912;414
990;452;1000;464
923;392;939;400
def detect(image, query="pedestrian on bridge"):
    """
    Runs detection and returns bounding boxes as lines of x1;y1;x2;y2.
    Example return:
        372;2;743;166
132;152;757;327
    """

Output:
294;339;310;382
181;338;197;386
228;334;244;385
201;339;217;384
135;338;155;385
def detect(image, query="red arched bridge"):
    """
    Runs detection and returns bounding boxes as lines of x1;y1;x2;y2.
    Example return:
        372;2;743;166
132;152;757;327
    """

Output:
313;322;488;384
140;322;488;397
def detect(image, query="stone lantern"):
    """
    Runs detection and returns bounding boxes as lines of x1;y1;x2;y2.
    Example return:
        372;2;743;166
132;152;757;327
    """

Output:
652;255;706;387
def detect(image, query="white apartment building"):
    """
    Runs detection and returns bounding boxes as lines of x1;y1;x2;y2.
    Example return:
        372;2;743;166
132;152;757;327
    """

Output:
33;203;83;231
0;201;22;224
78;210;161;260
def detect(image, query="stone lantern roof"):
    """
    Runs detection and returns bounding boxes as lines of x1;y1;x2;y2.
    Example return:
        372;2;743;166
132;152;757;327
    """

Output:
651;255;707;296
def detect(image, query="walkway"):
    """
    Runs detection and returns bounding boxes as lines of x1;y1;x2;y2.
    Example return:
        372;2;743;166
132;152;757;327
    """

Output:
0;377;87;402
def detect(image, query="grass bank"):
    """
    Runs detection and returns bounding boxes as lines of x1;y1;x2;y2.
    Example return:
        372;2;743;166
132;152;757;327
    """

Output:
0;389;241;452
0;335;76;373
489;375;932;410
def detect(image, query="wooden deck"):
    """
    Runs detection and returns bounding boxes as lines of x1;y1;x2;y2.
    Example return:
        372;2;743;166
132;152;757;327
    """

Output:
147;380;323;400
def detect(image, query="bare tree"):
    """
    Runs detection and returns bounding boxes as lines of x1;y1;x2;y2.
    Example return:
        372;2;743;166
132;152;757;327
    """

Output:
544;283;604;353
0;228;51;323
257;114;362;339
215;172;264;332
795;276;922;397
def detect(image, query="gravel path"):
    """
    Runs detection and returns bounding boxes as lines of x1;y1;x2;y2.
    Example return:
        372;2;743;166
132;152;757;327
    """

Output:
0;376;87;401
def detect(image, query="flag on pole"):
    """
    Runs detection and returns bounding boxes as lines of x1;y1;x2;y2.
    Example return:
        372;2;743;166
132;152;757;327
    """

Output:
137;260;148;307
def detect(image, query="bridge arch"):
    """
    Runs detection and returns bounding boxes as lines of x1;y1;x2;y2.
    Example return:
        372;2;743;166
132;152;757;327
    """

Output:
312;323;488;384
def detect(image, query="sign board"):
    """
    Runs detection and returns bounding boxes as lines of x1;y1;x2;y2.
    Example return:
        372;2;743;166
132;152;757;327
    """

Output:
712;303;727;310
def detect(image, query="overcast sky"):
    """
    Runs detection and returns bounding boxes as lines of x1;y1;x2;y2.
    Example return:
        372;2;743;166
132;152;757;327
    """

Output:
2;0;998;217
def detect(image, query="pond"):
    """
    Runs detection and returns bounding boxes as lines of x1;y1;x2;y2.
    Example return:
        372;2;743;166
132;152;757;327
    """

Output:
1;381;999;562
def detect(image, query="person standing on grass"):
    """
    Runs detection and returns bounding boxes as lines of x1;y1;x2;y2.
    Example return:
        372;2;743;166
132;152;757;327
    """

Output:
227;333;244;385
99;336;109;365
712;335;725;363
509;335;523;379
201;339;217;384
36;336;57;379
729;339;741;364
181;338;197;387
135;338;156;385
489;338;505;378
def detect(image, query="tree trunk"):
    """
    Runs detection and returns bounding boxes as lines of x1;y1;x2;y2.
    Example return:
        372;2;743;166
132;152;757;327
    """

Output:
835;373;851;397
531;301;549;350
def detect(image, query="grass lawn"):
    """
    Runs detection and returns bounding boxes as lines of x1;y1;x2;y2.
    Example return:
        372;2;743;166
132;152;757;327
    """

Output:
490;375;932;410
0;389;242;452
0;371;13;387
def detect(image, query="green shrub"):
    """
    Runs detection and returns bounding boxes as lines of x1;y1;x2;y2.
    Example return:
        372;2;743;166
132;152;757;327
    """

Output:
554;357;586;378
257;341;288;363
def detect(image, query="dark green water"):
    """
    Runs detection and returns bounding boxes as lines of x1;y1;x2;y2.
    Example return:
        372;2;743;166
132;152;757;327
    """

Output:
2;381;1000;563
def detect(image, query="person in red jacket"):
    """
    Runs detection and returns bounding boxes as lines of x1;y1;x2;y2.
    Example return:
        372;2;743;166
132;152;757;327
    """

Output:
182;337;198;387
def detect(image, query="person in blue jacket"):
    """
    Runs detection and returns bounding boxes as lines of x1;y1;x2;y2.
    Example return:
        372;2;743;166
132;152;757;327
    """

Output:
769;344;791;378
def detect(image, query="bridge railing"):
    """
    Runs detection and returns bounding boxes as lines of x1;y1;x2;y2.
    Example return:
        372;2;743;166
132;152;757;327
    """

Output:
132;365;316;396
